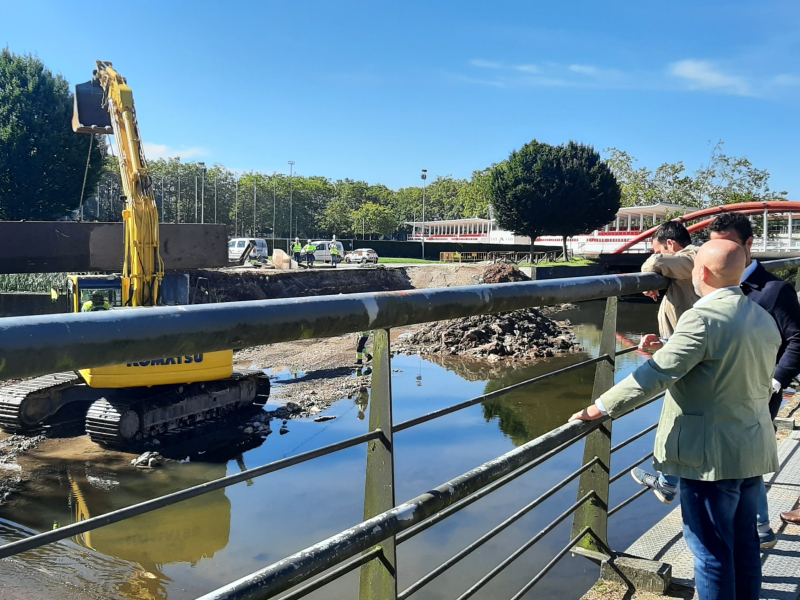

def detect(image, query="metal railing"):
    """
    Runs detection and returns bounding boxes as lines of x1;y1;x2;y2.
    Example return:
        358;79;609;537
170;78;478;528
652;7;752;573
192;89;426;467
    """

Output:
0;259;797;600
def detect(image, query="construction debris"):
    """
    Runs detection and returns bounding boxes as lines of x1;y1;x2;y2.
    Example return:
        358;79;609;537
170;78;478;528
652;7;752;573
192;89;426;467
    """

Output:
479;262;530;284
393;308;581;361
131;451;163;469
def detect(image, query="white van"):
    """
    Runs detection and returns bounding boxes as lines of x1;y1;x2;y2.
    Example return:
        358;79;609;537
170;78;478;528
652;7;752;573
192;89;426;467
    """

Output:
312;240;345;264
229;238;269;262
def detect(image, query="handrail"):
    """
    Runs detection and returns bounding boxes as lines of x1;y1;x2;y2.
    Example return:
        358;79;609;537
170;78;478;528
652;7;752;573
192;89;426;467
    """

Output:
0;272;667;381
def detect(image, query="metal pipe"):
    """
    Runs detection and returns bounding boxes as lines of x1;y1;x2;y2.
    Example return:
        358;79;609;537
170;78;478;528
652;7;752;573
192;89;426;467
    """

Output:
277;548;382;600
396;427;594;544
456;496;597;600
509;526;601;600
194;418;607;600
608;487;650;517
0;272;669;381
609;451;654;485
610;422;658;454
397;458;600;599
0;429;383;560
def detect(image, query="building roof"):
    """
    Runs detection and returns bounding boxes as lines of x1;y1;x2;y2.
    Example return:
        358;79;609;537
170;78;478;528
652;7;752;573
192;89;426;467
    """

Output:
404;217;493;226
616;203;687;217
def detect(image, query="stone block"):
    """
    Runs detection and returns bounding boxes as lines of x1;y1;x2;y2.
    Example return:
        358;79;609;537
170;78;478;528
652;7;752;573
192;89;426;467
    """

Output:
774;417;795;431
599;555;672;594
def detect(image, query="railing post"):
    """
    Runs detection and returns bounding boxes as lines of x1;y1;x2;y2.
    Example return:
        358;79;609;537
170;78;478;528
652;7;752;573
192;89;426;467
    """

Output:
359;328;397;600
571;296;617;559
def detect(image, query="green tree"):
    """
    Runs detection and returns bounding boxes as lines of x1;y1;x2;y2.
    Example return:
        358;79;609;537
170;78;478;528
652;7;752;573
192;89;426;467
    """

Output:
352;202;395;238
605;142;787;208
457;167;496;218
491;140;621;260
0;49;105;220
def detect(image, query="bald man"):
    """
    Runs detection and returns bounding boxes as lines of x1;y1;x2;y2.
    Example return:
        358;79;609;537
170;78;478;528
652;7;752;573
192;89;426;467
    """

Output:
570;240;781;600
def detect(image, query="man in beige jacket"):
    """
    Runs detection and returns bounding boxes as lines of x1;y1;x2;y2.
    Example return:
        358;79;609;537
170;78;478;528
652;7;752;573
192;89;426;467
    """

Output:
640;221;699;349
570;240;781;600
635;222;700;503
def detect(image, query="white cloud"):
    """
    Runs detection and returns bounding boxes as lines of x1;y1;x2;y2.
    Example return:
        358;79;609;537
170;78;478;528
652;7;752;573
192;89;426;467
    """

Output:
470;59;503;69
142;142;209;161
669;59;750;96
775;74;800;86
514;64;541;74
569;64;601;76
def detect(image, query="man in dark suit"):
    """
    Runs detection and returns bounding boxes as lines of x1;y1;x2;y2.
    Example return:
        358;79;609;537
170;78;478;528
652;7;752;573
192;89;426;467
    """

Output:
709;212;800;546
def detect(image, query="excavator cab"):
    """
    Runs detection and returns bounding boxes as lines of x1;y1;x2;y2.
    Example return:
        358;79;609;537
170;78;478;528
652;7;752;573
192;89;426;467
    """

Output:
67;275;123;313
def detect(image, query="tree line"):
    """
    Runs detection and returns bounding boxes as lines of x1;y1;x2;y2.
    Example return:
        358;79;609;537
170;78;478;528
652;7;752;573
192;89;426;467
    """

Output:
1;48;789;245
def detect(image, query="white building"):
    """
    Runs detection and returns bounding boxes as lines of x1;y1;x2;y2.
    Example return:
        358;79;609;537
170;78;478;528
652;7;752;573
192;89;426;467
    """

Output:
406;203;688;254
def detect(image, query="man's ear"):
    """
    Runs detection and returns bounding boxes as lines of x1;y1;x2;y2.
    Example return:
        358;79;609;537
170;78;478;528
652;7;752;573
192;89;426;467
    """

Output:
745;236;754;253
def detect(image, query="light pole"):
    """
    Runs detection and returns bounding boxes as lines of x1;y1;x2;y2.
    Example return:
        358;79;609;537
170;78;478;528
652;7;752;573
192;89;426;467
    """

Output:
234;175;239;236
214;173;217;224
177;176;181;223
253;174;257;236
272;172;277;247
288;161;295;250
421;169;428;259
194;175;198;222
160;175;164;223
199;162;206;224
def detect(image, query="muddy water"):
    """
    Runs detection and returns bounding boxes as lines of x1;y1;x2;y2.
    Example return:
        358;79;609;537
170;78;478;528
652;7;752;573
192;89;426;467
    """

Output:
0;300;670;600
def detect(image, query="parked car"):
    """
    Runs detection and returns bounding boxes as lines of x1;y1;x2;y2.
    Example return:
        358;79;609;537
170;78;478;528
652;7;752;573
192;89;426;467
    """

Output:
229;238;269;262
344;248;379;264
312;240;345;264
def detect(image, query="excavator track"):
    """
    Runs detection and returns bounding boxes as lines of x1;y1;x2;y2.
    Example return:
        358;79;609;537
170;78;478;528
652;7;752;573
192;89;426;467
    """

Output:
85;373;268;449
0;372;82;432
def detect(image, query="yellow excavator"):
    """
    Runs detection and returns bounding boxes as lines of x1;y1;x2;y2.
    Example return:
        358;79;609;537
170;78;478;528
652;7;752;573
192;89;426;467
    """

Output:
0;61;268;447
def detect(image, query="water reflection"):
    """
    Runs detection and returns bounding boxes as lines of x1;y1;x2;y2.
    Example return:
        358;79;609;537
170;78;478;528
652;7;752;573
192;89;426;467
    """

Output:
0;299;660;600
0;422;267;600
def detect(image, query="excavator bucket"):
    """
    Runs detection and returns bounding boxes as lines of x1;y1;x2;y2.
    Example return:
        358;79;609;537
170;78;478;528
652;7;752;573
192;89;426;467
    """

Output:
72;79;112;135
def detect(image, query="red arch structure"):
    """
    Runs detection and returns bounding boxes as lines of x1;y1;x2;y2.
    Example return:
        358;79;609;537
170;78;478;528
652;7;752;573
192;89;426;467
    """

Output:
611;201;800;254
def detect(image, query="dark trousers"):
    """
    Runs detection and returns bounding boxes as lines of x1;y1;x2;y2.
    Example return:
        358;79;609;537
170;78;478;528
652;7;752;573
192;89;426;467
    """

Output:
293;252;301;266
769;389;783;422
306;255;314;266
680;476;762;600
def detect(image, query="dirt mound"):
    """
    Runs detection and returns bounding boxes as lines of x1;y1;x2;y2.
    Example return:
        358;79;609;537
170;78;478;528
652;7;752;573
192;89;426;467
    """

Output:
394;308;581;361
479;262;530;284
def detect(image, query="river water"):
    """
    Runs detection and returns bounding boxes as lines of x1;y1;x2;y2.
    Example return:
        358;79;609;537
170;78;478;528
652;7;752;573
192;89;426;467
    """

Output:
0;300;673;600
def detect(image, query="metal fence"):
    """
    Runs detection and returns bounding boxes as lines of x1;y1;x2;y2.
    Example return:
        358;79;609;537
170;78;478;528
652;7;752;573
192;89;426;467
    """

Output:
0;259;797;600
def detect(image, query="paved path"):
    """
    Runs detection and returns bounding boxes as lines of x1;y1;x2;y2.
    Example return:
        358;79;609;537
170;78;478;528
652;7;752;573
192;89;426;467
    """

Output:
625;430;800;599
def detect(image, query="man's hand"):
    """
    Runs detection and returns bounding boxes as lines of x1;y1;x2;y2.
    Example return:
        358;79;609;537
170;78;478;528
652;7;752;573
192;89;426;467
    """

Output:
569;405;603;422
639;334;663;351
643;290;659;301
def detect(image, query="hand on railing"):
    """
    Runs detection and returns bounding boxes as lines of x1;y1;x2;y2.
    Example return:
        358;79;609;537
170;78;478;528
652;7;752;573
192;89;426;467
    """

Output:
568;404;604;422
638;334;663;351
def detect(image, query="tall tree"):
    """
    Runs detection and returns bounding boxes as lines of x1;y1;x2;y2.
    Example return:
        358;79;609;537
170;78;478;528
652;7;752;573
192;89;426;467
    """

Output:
491;140;621;260
605;142;787;208
0;49;105;220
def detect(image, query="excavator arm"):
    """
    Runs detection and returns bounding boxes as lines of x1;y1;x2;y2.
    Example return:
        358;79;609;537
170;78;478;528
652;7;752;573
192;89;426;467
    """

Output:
73;61;164;307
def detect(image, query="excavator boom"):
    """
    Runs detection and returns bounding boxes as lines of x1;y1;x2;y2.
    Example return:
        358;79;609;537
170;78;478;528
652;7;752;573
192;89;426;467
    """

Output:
73;61;163;307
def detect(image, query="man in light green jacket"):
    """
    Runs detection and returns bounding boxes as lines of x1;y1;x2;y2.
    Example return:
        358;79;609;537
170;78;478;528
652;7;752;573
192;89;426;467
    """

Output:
570;239;781;600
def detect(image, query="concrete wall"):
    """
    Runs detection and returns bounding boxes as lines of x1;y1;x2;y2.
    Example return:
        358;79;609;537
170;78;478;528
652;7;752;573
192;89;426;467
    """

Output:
0;221;229;274
0;292;68;317
530;265;608;280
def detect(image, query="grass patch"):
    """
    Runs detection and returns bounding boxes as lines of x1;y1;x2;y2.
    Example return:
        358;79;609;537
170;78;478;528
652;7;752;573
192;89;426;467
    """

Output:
520;258;596;268
0;273;69;293
378;258;443;264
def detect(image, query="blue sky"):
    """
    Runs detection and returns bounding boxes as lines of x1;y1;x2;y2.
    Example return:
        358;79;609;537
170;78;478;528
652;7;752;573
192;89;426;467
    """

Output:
3;0;800;193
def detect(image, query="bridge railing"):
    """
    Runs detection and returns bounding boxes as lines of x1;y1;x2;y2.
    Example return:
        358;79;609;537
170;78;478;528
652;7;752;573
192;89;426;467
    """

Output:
0;259;797;600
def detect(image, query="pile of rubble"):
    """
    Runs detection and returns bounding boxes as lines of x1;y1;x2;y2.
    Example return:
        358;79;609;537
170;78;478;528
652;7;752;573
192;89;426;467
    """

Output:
394;308;581;361
479;262;530;284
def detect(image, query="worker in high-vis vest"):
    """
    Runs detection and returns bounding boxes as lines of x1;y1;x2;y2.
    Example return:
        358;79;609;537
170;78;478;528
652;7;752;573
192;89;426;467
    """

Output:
292;238;302;267
82;291;110;312
355;331;372;365
302;240;316;267
329;238;340;268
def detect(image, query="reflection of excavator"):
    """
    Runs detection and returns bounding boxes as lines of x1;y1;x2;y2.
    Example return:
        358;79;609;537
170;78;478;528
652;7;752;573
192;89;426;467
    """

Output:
69;463;231;600
0;61;268;447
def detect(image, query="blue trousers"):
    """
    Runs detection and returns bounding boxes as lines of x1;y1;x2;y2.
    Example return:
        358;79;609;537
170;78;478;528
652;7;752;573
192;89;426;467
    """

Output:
680;476;762;600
